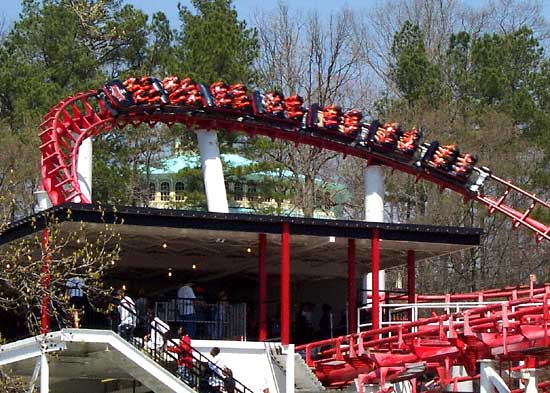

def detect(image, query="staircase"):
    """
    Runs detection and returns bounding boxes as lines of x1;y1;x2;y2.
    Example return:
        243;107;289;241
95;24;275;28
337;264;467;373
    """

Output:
268;344;326;392
0;296;257;393
117;299;255;393
0;329;192;393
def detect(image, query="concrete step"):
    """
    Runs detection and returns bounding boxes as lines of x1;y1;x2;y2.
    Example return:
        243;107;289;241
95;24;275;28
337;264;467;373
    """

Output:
273;353;325;391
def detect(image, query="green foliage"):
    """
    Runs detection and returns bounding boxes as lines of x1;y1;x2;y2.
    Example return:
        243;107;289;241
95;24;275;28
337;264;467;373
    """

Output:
174;0;258;83
142;12;177;75
93;124;177;205
0;368;26;393
382;20;550;291
173;166;207;209
470;27;543;115
0;0;156;127
390;21;442;106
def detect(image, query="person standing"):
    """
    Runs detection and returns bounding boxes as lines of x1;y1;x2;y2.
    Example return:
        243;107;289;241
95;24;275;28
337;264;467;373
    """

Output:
295;302;315;344
205;347;226;393
177;283;196;337
66;276;85;308
213;290;229;339
144;309;170;351
167;326;193;384
318;303;333;340
117;290;137;341
223;367;235;393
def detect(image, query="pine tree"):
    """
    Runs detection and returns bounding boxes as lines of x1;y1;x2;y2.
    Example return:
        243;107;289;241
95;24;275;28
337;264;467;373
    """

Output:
174;0;258;84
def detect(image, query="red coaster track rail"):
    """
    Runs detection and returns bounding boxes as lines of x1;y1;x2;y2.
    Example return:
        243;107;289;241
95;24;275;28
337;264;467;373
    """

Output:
297;284;550;390
39;78;550;244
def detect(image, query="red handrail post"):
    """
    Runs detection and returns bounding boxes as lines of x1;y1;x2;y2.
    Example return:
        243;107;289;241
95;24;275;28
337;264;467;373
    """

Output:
41;228;51;335
258;233;267;341
348;238;357;333
371;228;380;331
281;223;291;345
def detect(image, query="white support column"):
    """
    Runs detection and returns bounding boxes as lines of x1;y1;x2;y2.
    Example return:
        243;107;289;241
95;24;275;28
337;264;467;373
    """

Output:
518;361;525;389
479;359;495;393
446;366;473;392
363;271;385;306
76;137;93;203
196;130;229;213
364;164;384;222
29;357;41;393
520;369;538;393
34;190;52;212
40;352;49;393
285;344;295;393
363;163;385;306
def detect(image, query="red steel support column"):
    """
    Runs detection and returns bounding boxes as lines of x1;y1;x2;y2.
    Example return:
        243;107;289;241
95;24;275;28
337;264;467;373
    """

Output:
371;229;380;331
281;223;290;345
348;239;357;333
258;233;267;341
407;249;416;321
41;228;51;335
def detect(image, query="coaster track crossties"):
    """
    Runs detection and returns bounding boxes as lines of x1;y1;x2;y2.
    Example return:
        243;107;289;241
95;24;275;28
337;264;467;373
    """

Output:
39;76;550;242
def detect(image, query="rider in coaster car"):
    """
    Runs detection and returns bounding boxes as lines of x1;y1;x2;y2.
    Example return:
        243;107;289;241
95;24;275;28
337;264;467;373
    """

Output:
181;78;202;106
430;144;458;170
322;105;341;129
397;128;421;155
162;76;180;93
375;123;399;146
124;76;164;105
263;92;285;116
452;153;477;177
210;81;232;108
341;109;362;135
162;76;189;105
284;95;305;121
123;77;138;91
229;83;251;111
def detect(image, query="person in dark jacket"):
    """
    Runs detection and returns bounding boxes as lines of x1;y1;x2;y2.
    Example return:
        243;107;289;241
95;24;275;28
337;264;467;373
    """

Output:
223;367;236;393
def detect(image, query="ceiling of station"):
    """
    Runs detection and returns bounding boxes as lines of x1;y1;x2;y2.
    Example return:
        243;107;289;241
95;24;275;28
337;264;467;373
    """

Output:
63;221;477;281
0;204;481;283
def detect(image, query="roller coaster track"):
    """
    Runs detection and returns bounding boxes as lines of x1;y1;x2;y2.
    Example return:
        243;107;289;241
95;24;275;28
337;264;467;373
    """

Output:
39;82;550;243
297;284;550;390
38;79;550;390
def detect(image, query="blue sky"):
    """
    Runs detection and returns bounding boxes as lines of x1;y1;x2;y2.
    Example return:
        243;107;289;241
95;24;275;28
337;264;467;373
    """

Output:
0;1;352;26
1;0;549;31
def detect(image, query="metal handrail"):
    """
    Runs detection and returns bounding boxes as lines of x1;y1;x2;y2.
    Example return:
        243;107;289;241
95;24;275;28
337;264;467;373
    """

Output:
357;300;506;332
116;298;253;393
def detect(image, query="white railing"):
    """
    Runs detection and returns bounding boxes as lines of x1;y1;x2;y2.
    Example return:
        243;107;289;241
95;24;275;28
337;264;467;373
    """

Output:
154;299;247;341
357;300;506;333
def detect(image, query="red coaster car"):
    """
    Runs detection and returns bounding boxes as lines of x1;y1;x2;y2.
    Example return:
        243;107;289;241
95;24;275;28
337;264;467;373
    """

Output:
229;83;252;111
341;110;362;136
123;76;168;106
420;141;477;182
285;95;305;121
251;91;287;118
98;80;135;110
321;105;342;129
397;128;422;156
210;81;233;109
